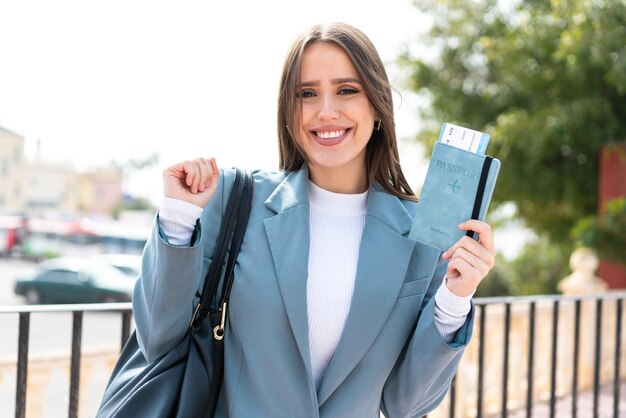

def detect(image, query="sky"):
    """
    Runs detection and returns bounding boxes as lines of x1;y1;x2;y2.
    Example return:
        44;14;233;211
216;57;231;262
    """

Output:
0;0;431;204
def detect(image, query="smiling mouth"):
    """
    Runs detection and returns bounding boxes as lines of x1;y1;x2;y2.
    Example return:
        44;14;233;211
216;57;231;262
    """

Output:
313;129;349;139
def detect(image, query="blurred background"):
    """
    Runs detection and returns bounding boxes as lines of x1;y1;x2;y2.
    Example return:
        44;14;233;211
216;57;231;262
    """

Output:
0;0;434;281
1;1;625;417
1;0;624;297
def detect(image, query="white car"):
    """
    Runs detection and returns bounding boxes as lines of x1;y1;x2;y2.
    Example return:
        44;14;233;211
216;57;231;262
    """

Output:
91;253;142;279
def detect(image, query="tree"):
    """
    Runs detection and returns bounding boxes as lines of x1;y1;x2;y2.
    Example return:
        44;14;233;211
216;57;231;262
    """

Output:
572;196;626;264
401;0;626;251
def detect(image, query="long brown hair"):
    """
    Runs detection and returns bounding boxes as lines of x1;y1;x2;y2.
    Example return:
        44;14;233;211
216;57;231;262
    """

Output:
277;22;416;201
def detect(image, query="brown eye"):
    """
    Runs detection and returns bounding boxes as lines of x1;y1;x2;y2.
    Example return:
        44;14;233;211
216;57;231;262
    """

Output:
338;87;360;95
297;89;316;98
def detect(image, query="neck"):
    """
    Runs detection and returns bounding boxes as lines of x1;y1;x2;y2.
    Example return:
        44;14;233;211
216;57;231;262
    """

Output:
308;165;369;194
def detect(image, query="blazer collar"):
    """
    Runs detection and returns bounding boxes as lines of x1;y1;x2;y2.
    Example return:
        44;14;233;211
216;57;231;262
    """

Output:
264;165;310;214
364;182;414;236
265;164;415;237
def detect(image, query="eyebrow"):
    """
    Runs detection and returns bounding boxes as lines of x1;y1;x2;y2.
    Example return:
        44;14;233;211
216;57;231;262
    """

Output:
300;77;363;87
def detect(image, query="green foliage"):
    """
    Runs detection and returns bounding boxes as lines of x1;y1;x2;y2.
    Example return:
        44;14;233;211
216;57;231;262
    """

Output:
506;236;572;295
474;253;513;297
572;197;626;264
401;0;626;245
475;238;573;296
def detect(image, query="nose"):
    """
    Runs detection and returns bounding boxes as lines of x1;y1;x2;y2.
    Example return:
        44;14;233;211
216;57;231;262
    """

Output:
317;94;340;121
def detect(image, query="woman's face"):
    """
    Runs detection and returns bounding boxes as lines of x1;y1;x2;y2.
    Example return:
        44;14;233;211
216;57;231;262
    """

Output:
295;41;376;192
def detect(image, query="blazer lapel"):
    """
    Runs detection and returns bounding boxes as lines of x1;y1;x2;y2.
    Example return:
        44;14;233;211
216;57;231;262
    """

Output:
317;184;416;405
263;167;314;380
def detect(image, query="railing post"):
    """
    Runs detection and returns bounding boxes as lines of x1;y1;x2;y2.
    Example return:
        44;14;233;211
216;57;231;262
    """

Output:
572;299;581;418
593;299;603;418
613;298;622;418
502;302;511;418
526;301;535;418
15;312;30;418
477;304;486;418
549;300;559;418
69;311;83;418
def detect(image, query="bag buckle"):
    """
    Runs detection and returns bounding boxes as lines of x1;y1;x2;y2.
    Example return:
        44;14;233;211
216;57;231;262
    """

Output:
213;302;227;341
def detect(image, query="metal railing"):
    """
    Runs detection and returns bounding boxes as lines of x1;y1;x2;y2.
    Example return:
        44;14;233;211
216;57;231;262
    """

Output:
433;292;625;418
0;303;132;418
1;292;624;418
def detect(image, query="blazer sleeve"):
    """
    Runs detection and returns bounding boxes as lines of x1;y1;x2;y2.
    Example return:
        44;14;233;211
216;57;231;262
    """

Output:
381;256;475;418
132;169;234;362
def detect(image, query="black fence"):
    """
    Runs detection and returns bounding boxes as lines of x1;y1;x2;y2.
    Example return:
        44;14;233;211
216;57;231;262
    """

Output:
0;303;132;418
1;292;624;418
437;292;625;418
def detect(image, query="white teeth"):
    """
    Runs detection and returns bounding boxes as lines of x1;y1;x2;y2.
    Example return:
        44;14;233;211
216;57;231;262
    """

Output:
317;130;345;139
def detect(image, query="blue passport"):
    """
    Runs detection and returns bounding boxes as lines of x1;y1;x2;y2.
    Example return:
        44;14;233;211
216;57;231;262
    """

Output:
409;141;501;251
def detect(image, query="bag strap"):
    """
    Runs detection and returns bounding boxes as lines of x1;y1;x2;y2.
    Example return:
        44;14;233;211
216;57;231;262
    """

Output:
212;170;253;340
466;156;493;237
190;168;252;330
204;170;246;304
219;169;252;304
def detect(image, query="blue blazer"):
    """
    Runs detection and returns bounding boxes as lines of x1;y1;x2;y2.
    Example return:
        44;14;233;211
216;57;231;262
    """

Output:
133;166;474;418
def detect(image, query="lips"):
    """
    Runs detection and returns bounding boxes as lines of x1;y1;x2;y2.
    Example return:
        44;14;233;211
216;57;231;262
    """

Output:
311;128;351;146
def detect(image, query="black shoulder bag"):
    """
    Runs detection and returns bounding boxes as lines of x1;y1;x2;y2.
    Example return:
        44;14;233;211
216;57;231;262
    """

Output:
97;168;253;418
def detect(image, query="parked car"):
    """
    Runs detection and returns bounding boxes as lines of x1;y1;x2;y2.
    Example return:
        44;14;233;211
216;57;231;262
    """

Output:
14;257;134;304
91;253;142;279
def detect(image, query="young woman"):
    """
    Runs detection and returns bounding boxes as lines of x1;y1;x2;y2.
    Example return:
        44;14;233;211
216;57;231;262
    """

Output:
133;22;495;417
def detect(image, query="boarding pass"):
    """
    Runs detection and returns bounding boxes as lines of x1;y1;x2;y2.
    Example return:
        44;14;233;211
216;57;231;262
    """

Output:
437;122;490;154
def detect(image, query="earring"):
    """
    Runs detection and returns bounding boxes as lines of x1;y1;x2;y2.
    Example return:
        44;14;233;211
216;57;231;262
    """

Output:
374;120;382;131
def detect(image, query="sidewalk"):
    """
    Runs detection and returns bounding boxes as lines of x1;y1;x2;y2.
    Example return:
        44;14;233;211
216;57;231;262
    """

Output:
505;382;626;418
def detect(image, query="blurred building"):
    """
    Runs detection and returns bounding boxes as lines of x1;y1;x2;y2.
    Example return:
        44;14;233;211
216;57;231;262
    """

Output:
25;157;80;216
0;126;27;213
26;162;124;217
0;130;124;217
78;169;123;216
